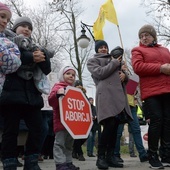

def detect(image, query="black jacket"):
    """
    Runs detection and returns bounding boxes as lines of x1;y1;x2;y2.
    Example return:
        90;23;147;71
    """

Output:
91;104;100;132
0;49;51;108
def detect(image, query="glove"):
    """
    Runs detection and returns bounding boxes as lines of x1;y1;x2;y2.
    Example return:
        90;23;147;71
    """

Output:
110;46;124;59
13;34;32;51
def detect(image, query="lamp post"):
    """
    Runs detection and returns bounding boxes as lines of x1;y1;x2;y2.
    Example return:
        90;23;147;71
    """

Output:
77;21;95;48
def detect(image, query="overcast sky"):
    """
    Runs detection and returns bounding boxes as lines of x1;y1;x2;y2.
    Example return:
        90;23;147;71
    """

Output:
23;0;152;50
81;1;151;49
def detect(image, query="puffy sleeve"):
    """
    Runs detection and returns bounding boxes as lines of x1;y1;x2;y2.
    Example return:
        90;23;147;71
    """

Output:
131;47;161;77
0;37;21;74
48;84;60;108
87;57;120;80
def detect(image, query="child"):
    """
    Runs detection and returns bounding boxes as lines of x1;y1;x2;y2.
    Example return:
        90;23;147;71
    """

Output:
48;66;79;170
0;2;21;95
0;16;51;170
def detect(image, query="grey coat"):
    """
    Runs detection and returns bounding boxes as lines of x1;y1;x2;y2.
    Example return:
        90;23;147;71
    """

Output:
87;53;132;123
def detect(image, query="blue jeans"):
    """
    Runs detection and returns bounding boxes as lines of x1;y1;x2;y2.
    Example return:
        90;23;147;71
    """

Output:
39;110;53;152
87;131;96;155
114;106;147;159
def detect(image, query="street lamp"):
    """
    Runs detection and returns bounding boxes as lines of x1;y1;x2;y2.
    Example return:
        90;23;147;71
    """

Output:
77;21;95;48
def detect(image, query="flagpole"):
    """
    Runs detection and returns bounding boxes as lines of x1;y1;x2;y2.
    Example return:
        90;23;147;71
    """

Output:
117;25;123;49
117;25;132;75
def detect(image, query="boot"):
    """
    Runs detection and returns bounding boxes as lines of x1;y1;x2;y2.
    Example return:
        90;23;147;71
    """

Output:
96;155;108;169
106;151;123;168
56;163;70;170
148;150;164;169
67;162;80;170
23;154;41;170
96;145;108;169
2;158;17;170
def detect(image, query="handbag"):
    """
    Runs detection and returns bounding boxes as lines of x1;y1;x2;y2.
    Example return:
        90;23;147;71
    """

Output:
117;109;132;124
33;66;50;95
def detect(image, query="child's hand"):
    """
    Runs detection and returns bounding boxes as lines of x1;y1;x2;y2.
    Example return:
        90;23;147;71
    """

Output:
56;88;65;98
33;50;45;63
57;88;65;94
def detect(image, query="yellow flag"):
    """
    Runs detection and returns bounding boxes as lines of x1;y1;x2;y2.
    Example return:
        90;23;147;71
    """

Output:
93;7;105;40
102;0;118;25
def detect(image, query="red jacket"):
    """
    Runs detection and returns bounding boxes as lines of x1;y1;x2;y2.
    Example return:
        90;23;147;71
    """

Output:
48;82;69;133
132;43;170;100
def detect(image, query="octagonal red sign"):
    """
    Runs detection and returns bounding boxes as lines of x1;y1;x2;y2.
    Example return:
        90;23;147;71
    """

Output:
59;86;93;139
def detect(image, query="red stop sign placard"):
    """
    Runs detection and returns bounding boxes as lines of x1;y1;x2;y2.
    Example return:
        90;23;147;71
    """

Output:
59;86;93;139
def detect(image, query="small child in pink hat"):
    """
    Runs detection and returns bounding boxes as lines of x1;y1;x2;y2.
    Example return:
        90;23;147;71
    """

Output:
0;2;21;95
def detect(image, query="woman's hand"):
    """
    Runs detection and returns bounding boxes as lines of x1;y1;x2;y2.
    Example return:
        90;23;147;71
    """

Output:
117;56;122;62
111;55;122;62
33;49;45;63
119;71;125;82
160;63;170;75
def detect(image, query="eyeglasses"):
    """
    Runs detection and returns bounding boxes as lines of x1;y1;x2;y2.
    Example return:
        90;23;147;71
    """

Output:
140;33;152;39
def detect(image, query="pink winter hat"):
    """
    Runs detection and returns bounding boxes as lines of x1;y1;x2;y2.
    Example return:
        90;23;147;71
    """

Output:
0;2;11;15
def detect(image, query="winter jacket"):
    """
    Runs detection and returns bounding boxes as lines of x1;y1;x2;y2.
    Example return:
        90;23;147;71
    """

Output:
132;43;170;100
48;82;69;133
87;53;132;123
0;32;21;94
90;104;100;132
0;46;51;108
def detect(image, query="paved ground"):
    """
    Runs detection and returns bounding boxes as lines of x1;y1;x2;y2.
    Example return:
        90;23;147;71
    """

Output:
0;155;153;170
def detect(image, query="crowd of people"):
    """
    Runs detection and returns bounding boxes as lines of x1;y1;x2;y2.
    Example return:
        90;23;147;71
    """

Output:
0;1;170;170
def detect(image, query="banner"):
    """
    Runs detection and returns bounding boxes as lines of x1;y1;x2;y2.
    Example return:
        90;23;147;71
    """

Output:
126;74;139;95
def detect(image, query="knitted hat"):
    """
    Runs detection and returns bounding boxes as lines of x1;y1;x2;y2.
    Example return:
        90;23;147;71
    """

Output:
12;16;33;32
88;97;93;100
138;25;157;41
95;40;109;53
0;2;11;15
58;66;76;83
74;80;83;87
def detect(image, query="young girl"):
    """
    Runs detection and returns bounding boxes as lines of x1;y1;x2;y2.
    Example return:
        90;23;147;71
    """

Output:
0;2;21;95
48;66;79;170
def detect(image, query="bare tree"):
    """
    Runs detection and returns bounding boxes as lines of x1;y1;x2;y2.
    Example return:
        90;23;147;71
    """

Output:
4;0;64;72
141;0;170;46
4;0;94;82
50;0;94;85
